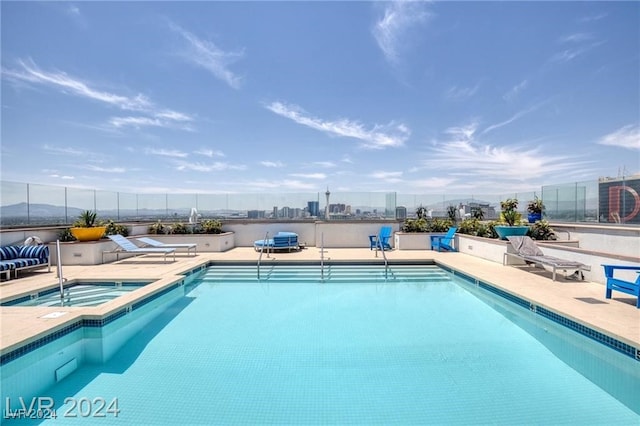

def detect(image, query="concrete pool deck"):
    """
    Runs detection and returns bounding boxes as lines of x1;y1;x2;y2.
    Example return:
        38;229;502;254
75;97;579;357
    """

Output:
1;247;639;358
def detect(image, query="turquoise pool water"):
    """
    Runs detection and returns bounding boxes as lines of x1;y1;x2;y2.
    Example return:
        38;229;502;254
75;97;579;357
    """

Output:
12;265;640;424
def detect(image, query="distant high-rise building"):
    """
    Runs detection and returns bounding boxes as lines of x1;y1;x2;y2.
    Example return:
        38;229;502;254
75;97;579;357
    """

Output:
272;206;278;218
325;188;331;220
247;210;265;219
307;201;319;217
396;206;407;219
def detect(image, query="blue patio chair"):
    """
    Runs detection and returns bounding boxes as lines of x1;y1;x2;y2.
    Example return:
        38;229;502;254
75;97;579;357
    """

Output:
431;227;457;252
602;264;640;308
369;226;393;250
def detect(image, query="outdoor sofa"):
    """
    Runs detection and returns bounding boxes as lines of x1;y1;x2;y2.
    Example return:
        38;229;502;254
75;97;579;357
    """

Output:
0;244;51;280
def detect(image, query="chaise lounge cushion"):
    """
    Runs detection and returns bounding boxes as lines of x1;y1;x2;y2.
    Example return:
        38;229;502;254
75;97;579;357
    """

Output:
0;244;50;278
254;232;299;251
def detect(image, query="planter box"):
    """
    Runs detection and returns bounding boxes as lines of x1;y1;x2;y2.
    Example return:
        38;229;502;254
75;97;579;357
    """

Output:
50;232;235;265
141;233;235;253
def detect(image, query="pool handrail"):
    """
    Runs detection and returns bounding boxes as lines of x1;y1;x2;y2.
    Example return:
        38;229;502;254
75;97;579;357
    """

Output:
373;229;389;279
257;231;269;280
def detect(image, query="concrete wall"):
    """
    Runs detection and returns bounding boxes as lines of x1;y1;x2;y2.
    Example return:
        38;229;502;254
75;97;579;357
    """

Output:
224;221;400;249
551;223;640;258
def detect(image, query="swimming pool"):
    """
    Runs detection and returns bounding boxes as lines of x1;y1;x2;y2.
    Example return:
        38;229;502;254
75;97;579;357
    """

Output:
4;264;639;424
1;280;154;308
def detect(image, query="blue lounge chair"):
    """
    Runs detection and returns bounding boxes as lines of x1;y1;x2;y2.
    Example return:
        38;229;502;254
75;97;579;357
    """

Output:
369;226;392;250
254;232;299;252
431;227;457;252
602;264;640;308
104;234;176;263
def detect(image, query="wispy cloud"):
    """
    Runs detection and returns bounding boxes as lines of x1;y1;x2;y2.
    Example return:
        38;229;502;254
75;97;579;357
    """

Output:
260;160;285;168
265;101;410;149
578;13;607;23
597;124;640;150
550;46;596;63
250;179;317;191
558;33;594;43
43;145;85;156
503;80;528;102
312;161;337;168
3;59;151;110
3;59;194;131
175;160;246;172
414;177;457;189
424;121;589;182
370;171;403;183
168;21;244;89
108;115;193;131
445;84;479;101
146;148;189;158
289;173;327;179
372;1;431;65
550;32;604;63
195;148;225;158
48;173;76;180
65;4;87;29
482;104;541;135
83;165;126;173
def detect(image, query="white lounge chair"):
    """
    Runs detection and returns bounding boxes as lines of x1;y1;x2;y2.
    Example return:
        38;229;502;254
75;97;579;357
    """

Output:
104;234;176;263
137;237;197;256
504;236;591;281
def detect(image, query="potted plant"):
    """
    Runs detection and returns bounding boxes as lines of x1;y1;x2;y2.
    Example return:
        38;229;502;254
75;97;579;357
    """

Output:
494;198;529;240
527;196;545;223
70;210;107;241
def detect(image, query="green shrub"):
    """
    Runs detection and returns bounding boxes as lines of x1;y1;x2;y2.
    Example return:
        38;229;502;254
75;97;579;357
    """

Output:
147;221;164;234
58;227;75;242
200;219;223;234
458;218;480;235
74;210;99;227
169;222;190;234
402;218;429;233
431;218;453;232
528;220;557;241
104;220;129;237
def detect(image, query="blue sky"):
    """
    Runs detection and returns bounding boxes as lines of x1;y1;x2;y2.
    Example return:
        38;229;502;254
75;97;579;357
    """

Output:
2;1;639;195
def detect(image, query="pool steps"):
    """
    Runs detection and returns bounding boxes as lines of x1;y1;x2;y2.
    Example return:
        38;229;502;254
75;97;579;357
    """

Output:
3;284;145;308
200;264;451;284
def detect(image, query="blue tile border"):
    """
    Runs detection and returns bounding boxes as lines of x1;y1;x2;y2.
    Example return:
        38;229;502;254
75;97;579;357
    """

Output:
447;266;640;362
0;320;83;365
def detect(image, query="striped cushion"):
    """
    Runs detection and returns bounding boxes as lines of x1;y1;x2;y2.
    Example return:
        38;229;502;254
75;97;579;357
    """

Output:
0;246;20;261
0;261;17;271
18;245;49;261
11;258;41;268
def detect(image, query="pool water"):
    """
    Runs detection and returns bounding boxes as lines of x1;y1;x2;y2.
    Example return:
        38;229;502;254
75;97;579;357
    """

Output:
1;281;152;308
30;265;640;424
